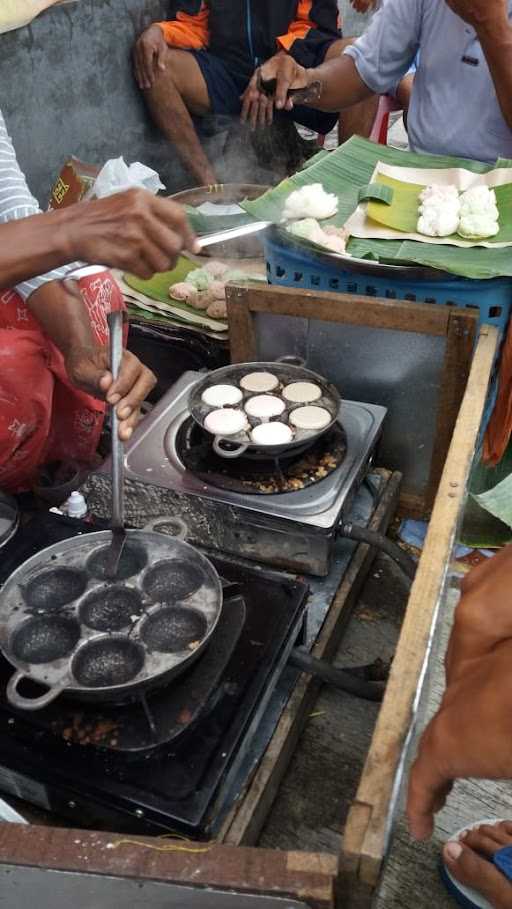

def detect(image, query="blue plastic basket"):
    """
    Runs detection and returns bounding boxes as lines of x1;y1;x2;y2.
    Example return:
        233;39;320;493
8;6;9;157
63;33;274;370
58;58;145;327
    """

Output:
265;235;512;333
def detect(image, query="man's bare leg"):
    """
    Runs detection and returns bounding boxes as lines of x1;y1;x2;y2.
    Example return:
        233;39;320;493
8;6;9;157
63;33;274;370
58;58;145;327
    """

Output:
324;39;379;143
143;49;217;186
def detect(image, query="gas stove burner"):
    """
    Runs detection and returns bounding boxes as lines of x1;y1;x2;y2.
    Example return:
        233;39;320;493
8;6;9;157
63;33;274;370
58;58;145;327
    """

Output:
174;416;348;495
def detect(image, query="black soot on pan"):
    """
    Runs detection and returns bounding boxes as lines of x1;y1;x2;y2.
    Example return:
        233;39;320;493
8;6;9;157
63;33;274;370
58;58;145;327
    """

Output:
140;605;207;653
11;616;81;664
142;560;203;603
87;543;147;582
79;586;143;632
24;568;87;611
72;637;145;688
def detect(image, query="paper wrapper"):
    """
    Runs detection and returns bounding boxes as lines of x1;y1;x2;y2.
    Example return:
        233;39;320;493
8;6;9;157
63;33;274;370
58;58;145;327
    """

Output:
345;161;512;249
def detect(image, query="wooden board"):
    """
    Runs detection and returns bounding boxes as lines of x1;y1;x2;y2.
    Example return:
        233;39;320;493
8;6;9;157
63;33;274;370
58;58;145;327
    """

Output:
0;824;336;908
226;284;478;514
221;469;402;847
338;326;499;907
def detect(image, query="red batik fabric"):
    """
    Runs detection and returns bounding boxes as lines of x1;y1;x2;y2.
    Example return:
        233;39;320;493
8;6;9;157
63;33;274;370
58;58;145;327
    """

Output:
0;270;125;493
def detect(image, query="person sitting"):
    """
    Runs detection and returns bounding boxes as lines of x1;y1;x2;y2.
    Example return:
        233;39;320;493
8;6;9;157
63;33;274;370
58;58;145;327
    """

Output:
132;1;381;187
258;0;512;162
0;108;198;493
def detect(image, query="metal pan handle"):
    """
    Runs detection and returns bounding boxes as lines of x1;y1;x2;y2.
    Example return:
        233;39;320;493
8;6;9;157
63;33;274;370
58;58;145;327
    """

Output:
6;671;67;711
213;436;249;459
275;355;306;368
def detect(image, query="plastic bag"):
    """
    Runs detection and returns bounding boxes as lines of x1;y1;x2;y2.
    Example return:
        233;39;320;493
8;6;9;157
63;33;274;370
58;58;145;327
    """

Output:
91;157;165;199
0;0;61;34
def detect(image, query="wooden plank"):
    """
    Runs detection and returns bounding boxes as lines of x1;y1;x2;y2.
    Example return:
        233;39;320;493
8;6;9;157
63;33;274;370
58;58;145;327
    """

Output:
0;824;336;909
425;309;477;507
339;327;499;899
227;287;451;367
226;286;258;362
222;469;402;848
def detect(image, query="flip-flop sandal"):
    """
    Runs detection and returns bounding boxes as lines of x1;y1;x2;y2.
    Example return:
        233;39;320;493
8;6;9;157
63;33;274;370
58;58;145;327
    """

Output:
442;817;512;909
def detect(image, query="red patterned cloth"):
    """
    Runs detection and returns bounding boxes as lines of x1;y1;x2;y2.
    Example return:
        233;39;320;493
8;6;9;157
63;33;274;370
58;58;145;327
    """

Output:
0;270;125;493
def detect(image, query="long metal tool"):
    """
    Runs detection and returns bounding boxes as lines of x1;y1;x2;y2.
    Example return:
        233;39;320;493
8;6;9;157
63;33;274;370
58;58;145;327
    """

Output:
196;220;271;248
105;309;126;578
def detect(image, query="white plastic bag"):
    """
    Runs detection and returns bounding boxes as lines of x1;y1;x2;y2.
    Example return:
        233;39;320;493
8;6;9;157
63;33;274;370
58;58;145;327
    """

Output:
0;0;62;34
91;157;165;199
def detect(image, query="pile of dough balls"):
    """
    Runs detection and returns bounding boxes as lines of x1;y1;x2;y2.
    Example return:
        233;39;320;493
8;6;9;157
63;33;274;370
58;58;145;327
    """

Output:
168;261;248;320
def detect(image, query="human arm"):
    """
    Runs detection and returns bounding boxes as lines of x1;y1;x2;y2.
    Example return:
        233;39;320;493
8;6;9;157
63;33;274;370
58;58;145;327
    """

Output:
27;280;156;441
407;545;512;841
260;0;420;111
0;190;199;289
445;0;512;132
133;2;209;90
0;108;198;287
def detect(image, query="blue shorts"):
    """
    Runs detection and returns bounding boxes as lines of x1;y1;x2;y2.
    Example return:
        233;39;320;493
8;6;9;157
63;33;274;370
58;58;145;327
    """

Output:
190;47;339;136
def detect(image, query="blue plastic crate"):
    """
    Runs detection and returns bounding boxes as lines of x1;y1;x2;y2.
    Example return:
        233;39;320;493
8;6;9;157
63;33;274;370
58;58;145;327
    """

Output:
265;235;512;333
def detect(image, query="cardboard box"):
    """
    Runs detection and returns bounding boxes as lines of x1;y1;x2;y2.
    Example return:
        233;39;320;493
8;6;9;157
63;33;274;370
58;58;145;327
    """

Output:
48;157;100;210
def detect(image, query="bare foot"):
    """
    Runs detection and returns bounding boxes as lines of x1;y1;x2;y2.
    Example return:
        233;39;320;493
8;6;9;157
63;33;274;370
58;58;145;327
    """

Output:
444;821;512;908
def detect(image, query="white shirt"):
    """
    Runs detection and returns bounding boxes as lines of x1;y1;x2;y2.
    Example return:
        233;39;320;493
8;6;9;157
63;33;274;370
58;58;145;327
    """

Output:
345;0;512;162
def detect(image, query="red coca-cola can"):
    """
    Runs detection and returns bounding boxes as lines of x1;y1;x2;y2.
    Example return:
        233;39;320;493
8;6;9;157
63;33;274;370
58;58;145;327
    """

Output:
64;266;125;346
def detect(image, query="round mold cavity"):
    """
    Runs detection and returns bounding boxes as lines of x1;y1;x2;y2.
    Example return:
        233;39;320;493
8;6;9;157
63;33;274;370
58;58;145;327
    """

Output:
79;586;143;632
24;567;87;611
72;637;145;688
140;605;207;653
11;616;80;664
87;542;147;582
143;560;203;604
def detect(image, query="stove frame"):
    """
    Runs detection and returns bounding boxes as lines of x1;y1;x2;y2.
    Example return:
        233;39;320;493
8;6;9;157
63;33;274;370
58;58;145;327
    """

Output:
86;376;386;577
0;305;494;909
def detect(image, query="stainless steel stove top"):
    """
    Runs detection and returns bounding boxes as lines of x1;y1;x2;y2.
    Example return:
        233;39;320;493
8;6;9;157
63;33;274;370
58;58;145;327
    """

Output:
119;371;387;532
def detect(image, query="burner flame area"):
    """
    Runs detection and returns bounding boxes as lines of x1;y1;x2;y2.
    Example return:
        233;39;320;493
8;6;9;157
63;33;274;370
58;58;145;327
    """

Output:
174;417;347;495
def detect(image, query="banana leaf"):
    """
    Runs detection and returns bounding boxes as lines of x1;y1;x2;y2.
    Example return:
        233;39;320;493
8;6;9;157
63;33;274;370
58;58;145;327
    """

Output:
241;136;512;279
367;172;512;245
123;258;228;332
184;204;254;236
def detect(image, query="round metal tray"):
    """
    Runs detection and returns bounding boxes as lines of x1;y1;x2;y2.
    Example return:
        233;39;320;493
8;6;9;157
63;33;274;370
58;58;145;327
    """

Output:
0;531;223;711
272;227;452;280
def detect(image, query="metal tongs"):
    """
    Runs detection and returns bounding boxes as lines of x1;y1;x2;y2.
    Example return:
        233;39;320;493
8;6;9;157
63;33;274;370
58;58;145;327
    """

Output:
104;309;126;578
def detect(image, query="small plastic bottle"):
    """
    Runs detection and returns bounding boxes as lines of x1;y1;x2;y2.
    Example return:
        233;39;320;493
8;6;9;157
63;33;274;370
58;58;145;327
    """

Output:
64;491;88;520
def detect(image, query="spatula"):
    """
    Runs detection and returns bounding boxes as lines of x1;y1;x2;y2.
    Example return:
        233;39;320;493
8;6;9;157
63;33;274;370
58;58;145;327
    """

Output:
196;220;271;248
104;309;126;579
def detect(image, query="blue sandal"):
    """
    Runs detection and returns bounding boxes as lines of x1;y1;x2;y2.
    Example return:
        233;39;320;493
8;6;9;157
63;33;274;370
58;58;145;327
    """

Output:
442;818;511;909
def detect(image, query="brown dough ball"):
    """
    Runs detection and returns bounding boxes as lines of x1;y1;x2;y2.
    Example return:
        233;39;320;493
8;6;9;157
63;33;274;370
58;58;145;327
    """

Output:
207;300;228;319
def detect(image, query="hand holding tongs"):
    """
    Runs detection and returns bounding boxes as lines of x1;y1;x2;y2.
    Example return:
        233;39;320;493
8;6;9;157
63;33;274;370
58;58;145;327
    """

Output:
105;309;126;579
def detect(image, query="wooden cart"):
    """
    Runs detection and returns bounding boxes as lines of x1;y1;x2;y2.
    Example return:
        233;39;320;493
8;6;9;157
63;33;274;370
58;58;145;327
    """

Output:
0;288;498;909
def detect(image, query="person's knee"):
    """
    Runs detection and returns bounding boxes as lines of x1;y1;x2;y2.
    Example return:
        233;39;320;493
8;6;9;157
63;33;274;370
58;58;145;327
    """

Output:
155;47;191;94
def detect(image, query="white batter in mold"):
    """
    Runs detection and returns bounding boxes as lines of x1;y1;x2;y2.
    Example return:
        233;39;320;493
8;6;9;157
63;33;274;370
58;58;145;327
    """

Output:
289;406;331;430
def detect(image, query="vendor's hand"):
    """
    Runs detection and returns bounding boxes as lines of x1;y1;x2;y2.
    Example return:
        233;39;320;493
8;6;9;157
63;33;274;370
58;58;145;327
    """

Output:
133;24;168;90
259;55;309;111
240;69;275;130
65;345;156;441
444;0;508;32
62;188;200;280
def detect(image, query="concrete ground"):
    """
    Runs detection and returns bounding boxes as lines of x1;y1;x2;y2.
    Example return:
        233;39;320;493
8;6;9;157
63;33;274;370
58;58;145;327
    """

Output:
261;552;512;907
